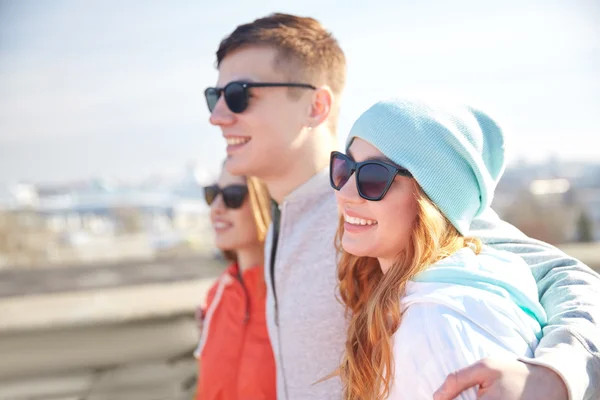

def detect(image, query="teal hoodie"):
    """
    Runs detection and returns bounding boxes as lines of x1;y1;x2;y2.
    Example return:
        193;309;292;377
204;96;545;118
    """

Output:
413;245;547;331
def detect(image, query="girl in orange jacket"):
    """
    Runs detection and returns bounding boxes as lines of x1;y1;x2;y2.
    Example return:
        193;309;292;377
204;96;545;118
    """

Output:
194;165;275;400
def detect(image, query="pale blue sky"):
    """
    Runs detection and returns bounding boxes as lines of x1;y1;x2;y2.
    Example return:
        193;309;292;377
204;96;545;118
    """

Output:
1;0;599;185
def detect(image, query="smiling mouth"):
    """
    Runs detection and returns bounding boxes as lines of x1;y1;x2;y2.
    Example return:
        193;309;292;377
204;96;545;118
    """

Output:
213;220;233;230
344;214;378;226
225;137;251;146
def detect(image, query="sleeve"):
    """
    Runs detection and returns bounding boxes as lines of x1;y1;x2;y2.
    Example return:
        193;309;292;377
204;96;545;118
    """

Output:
204;280;220;310
193;274;227;359
388;303;536;400
471;208;600;400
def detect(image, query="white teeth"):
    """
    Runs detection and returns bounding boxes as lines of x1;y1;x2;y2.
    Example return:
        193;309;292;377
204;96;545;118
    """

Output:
225;137;250;146
214;221;231;229
344;214;377;226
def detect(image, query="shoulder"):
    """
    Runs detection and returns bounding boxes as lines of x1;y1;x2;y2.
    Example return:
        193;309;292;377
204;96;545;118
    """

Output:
388;302;533;399
402;280;542;351
214;264;238;287
205;264;238;306
394;302;525;358
412;246;546;326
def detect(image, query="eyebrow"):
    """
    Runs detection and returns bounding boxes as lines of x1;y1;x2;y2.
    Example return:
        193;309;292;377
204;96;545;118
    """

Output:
347;149;397;166
215;78;256;88
365;155;395;164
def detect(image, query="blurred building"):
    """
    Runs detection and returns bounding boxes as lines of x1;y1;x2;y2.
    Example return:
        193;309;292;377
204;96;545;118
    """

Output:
493;159;600;244
0;164;215;269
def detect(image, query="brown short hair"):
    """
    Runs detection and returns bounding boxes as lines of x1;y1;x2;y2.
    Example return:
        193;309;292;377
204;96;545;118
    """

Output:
216;13;347;132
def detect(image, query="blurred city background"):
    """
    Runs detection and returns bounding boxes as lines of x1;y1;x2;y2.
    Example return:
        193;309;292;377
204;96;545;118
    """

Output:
1;0;599;399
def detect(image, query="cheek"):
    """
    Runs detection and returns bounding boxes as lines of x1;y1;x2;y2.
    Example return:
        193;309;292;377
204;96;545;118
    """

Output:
233;208;260;243
254;102;302;145
378;214;413;251
213;208;259;250
335;193;344;209
247;115;286;149
374;196;418;252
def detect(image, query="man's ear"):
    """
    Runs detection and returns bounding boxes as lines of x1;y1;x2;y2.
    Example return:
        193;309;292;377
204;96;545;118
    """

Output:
308;86;333;128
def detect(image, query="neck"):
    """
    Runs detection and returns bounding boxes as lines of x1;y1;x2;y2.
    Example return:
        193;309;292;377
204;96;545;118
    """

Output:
266;128;338;203
378;257;393;275
236;244;264;272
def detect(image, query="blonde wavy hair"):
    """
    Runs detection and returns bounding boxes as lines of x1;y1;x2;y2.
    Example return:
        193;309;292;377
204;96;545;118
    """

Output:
336;183;481;400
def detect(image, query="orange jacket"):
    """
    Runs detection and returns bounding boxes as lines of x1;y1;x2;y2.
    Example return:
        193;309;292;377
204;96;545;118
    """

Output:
194;263;276;400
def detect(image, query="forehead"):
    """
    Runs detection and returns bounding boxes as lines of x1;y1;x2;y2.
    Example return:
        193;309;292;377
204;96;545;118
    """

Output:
218;166;246;186
347;138;386;162
216;46;287;86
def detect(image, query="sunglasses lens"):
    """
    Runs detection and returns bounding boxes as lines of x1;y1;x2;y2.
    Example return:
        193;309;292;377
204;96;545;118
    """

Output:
224;82;248;113
357;164;391;199
205;88;220;113
331;154;352;190
222;185;248;209
203;185;219;205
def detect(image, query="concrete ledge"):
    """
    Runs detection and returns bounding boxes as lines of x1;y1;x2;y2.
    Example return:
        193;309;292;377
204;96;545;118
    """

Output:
0;358;196;400
0;275;213;398
0;315;198;380
0;278;214;333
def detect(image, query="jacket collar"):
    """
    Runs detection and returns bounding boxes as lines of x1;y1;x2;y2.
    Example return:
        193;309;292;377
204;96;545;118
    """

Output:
283;166;331;205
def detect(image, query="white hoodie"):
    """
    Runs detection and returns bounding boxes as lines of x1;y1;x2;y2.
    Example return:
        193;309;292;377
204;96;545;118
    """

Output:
388;246;546;399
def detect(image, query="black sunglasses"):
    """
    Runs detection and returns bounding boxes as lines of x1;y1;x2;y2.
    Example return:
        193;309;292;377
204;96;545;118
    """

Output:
203;184;248;209
329;151;413;201
204;81;317;114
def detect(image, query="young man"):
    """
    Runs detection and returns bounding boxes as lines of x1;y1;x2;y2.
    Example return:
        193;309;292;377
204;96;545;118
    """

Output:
206;13;600;400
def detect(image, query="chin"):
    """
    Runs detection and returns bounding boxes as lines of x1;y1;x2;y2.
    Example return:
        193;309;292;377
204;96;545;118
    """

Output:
226;154;266;179
224;156;249;177
342;237;375;258
214;238;236;251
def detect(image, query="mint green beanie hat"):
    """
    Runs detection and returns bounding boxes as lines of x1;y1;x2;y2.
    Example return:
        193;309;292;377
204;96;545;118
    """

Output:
346;98;506;236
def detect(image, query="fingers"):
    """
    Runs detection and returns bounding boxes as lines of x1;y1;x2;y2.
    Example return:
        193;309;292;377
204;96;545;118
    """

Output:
433;359;497;400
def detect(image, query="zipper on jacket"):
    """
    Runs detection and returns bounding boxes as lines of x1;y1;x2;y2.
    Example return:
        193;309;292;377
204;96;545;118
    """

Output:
236;267;250;323
269;201;289;399
269;201;281;326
